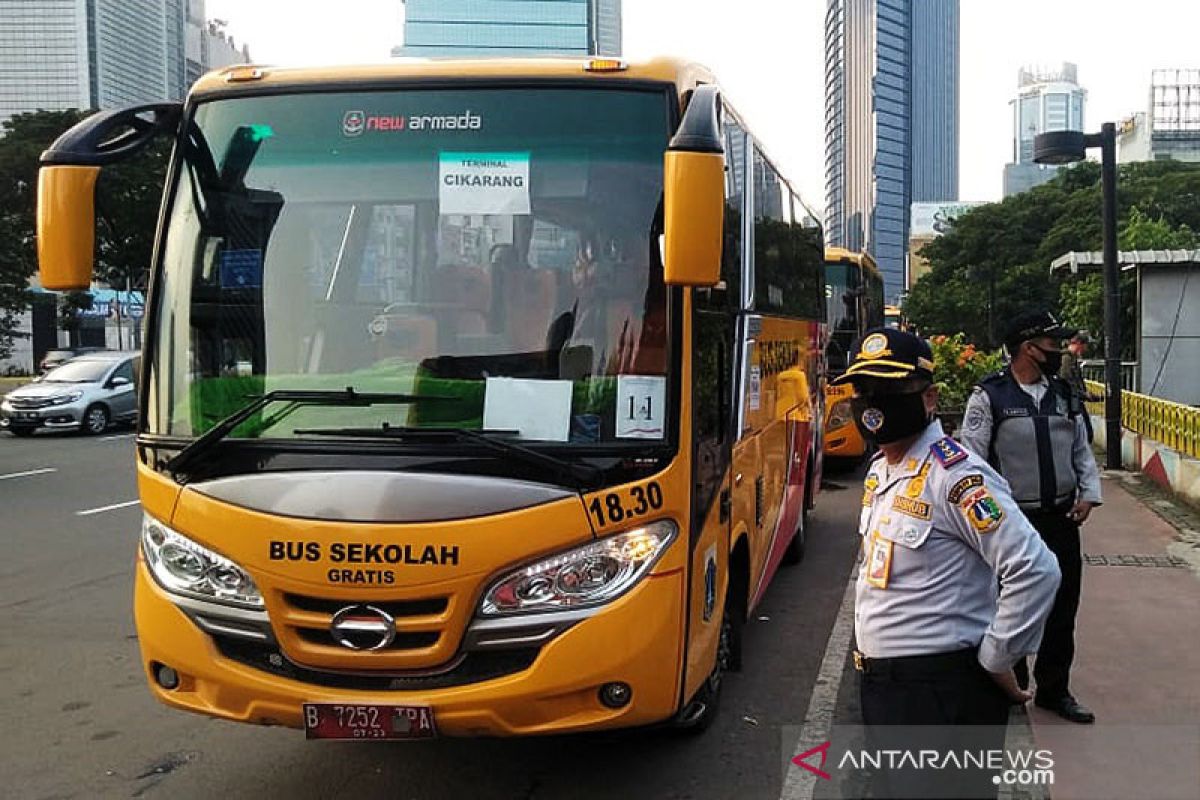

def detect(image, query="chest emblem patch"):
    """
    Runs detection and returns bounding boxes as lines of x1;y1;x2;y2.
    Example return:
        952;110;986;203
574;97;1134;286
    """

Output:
863;474;880;507
904;462;931;498
892;495;932;520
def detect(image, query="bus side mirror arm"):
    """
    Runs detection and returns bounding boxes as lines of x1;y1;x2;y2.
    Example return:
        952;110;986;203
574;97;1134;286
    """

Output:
37;103;182;291
662;85;724;287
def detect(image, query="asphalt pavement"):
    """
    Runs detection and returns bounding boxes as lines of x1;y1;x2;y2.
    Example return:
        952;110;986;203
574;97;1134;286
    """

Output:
0;428;864;800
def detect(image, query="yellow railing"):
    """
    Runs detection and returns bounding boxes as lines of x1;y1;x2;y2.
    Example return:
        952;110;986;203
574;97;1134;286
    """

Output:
1085;379;1200;459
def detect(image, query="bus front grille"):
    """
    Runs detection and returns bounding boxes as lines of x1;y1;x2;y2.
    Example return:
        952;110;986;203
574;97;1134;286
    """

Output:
214;634;538;691
271;590;464;670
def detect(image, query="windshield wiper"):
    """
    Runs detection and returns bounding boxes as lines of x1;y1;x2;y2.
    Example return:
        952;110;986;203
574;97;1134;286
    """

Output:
165;388;456;479
293;424;603;491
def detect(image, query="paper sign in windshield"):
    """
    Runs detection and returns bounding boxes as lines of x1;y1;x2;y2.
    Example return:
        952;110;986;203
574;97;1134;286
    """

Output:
439;152;530;215
483;377;571;442
616;375;666;439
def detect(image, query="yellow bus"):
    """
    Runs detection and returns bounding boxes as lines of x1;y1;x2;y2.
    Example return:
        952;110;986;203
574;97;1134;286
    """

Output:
36;57;827;738
822;248;883;460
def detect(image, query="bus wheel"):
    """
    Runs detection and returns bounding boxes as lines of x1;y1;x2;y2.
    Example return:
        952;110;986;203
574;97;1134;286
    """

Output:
672;598;740;734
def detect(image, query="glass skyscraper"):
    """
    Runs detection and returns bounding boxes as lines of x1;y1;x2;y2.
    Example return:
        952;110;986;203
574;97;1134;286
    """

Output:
1002;64;1086;197
0;0;247;129
397;0;622;57
824;0;959;301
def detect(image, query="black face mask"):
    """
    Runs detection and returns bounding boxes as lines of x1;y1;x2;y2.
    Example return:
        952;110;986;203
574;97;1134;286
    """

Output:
851;390;932;445
1032;345;1063;377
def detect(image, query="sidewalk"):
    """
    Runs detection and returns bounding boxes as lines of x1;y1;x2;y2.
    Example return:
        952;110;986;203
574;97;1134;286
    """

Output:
1026;472;1200;800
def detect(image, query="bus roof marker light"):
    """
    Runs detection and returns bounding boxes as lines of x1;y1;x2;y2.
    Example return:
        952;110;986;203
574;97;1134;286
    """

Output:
225;66;265;83
584;59;627;73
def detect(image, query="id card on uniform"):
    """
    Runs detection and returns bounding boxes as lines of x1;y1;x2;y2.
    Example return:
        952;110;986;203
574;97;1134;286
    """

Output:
865;532;893;589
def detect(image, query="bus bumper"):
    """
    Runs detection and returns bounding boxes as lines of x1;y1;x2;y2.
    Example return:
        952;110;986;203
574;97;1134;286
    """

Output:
134;563;685;737
824;424;867;459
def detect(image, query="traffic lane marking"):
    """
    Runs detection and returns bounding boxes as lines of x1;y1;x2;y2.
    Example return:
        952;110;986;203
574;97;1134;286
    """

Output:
0;467;58;481
76;499;141;516
98;433;136;441
779;576;856;800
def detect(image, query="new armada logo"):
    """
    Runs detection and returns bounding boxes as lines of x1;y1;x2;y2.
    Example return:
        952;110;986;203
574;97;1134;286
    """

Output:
341;109;483;137
342;110;366;137
329;604;396;651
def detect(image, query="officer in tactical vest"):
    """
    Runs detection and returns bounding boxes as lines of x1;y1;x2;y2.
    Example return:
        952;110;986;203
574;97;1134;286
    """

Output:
836;328;1061;797
960;310;1103;724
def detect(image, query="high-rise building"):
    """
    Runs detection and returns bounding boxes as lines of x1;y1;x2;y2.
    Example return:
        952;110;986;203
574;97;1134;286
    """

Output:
1119;69;1200;164
0;0;250;129
185;1;251;88
1002;63;1086;197
396;0;621;57
824;0;959;302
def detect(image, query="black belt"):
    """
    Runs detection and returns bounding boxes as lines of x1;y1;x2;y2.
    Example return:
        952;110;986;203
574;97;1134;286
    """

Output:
853;647;979;677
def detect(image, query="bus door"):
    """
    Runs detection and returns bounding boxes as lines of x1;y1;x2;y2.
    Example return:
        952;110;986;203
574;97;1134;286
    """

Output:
732;315;771;606
684;295;736;702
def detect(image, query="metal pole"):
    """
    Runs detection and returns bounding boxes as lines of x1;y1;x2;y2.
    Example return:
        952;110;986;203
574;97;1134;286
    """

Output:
1100;123;1122;471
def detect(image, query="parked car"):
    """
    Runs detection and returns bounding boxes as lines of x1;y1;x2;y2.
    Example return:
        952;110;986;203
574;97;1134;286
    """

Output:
38;346;106;374
1;351;140;436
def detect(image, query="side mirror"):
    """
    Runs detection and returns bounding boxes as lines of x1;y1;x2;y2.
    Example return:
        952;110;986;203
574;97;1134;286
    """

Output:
663;85;725;287
37;103;181;291
109;376;132;389
37;166;100;290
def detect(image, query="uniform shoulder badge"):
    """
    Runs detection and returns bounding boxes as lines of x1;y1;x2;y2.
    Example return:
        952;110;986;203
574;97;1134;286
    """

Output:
959;486;1005;534
947;473;984;504
930;436;968;468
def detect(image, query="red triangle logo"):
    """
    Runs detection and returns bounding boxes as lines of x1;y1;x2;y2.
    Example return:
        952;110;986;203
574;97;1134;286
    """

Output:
791;740;832;780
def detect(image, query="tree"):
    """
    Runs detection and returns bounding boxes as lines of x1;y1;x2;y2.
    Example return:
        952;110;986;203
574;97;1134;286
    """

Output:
906;160;1200;352
0;110;169;357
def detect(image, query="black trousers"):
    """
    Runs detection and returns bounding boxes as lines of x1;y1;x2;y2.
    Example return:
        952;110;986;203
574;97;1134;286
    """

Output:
1013;512;1082;702
859;649;1010;798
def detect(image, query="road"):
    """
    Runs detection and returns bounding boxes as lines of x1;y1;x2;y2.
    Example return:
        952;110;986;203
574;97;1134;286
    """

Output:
0;429;864;800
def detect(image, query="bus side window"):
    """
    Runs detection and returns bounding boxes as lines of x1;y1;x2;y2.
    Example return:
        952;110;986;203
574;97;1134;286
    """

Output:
790;193;825;322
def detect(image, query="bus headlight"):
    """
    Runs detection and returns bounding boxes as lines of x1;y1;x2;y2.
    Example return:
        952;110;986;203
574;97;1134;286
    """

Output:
827;399;854;430
141;514;263;609
479;521;677;616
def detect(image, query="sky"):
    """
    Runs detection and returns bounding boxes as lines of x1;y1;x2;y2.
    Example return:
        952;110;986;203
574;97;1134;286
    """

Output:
206;0;1200;210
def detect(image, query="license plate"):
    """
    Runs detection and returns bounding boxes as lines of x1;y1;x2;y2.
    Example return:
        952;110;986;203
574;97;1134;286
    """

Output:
303;703;436;741
17;412;37;420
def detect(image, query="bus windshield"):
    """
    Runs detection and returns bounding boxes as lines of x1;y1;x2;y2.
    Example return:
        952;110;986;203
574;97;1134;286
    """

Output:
146;87;672;448
825;261;860;375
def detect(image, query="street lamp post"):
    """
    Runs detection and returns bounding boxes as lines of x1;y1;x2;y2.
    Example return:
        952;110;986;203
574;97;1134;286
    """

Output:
1034;123;1122;471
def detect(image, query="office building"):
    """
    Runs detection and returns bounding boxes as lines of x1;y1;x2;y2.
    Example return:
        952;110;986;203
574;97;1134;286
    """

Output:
908;200;984;288
824;0;960;302
396;0;621;57
1119;69;1200;164
186;1;251;87
1002;63;1086;197
0;0;250;130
